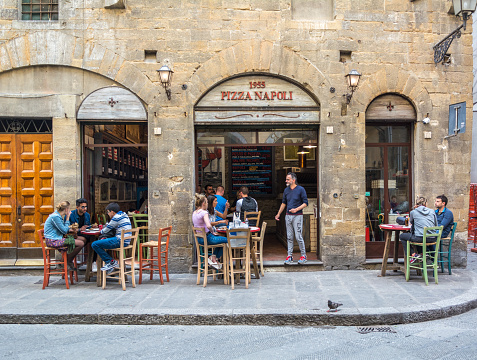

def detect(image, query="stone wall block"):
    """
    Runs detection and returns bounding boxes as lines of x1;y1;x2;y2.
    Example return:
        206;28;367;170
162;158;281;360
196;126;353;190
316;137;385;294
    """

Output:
259;41;273;71
250;38;261;70
5;37;20;68
82;42;106;71
0;44;11;71
12;36;30;67
234;41;252;73
45;32;62;65
269;43;284;74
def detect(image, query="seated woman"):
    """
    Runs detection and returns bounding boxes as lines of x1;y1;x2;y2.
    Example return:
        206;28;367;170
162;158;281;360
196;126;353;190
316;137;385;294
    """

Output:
207;195;228;228
192;194;227;269
43;201;86;271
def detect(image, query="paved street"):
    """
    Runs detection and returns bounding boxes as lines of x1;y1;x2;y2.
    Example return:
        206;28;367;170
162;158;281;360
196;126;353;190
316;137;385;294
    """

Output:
2;307;477;359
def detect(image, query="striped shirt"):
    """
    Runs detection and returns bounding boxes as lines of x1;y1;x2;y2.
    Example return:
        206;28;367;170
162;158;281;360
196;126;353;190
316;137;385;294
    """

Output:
100;211;132;244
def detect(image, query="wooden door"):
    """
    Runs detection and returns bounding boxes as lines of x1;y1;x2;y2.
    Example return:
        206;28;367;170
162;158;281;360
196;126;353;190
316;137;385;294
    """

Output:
0;134;53;256
0;134;17;248
17;134;54;249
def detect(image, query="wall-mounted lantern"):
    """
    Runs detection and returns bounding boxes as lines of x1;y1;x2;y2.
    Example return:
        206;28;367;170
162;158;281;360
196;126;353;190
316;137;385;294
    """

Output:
344;70;361;104
157;65;174;100
433;0;477;64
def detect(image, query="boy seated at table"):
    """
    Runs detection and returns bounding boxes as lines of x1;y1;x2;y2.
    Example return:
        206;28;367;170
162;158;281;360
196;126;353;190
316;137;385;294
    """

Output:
91;202;132;274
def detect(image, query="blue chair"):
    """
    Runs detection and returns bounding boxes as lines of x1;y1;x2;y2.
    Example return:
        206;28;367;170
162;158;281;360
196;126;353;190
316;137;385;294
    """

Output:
437;222;457;275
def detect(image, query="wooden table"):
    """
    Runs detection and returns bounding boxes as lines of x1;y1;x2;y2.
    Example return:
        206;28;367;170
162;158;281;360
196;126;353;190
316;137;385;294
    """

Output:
81;229;102;286
217;226;261;280
379;224;411;277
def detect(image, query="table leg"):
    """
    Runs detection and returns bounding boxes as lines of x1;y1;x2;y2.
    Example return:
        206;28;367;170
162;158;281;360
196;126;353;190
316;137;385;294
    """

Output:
393;230;400;271
380;230;391;277
85;242;93;282
250;245;260;279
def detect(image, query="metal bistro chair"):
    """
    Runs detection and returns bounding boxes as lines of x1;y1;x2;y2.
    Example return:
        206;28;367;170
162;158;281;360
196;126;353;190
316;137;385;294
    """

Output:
405;226;443;285
192;227;228;287
438;222;457;275
139;226;172;285
101;228;140;291
226;228;251;290
38;229;78;289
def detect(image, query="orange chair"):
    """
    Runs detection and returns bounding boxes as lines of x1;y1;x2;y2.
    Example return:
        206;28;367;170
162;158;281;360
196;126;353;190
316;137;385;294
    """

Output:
139;226;172;285
38;229;78;289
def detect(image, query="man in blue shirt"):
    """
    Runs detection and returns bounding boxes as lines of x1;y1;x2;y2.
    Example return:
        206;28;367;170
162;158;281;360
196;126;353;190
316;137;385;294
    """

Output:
435;194;454;238
275;172;308;265
214;185;229;221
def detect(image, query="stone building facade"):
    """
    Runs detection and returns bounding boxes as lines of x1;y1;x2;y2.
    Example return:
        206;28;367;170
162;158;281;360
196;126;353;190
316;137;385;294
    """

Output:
0;0;471;271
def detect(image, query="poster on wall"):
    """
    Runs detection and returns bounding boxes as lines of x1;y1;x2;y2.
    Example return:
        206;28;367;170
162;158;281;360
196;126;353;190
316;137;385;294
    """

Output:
229;146;274;196
99;178;109;203
197;137;225;190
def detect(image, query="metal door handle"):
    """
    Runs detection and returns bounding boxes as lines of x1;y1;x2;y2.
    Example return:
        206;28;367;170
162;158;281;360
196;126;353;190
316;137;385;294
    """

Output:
17;206;21;216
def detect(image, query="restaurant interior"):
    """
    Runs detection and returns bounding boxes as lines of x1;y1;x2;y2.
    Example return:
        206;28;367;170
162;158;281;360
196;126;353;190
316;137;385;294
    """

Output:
196;127;319;261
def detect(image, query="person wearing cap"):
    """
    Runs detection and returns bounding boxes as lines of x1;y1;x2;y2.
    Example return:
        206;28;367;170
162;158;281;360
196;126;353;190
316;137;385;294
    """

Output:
91;202;132;274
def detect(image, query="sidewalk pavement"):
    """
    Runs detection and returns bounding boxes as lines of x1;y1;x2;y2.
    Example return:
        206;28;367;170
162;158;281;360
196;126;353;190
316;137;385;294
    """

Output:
1;247;477;327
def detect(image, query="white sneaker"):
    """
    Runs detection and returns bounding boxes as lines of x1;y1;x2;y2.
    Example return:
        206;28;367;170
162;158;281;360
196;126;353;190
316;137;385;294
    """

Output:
91;262;97;272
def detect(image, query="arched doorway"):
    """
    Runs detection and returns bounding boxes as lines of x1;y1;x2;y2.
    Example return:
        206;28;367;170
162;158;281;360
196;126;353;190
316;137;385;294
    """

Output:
194;73;320;261
365;94;416;258
77;86;148;223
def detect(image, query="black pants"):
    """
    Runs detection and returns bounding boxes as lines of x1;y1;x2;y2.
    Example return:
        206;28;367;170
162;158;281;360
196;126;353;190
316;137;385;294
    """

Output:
399;233;424;255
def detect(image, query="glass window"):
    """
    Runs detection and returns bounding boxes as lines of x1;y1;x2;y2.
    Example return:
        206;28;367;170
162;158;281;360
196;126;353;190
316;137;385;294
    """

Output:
196;129;317;145
21;0;58;21
365;125;410;144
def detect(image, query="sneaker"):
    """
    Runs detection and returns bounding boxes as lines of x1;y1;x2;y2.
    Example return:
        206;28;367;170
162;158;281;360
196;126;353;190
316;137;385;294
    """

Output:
298;255;307;264
284;256;293;265
410;253;422;264
91;262;97;272
101;260;119;274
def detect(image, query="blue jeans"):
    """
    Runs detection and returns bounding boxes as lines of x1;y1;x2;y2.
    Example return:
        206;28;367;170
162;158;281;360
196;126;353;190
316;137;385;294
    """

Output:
197;232;227;259
91;237;121;263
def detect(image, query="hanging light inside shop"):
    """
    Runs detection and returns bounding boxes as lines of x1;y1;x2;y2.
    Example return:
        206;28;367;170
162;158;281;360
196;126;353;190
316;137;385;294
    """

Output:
297;146;310;154
303;140;317;149
157;65;174;100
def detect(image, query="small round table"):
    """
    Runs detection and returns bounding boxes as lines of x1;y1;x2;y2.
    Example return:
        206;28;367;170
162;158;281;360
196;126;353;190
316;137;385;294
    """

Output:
379;224;411;277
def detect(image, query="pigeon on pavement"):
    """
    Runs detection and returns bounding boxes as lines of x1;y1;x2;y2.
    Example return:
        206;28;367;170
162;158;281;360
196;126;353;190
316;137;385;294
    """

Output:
327;300;343;312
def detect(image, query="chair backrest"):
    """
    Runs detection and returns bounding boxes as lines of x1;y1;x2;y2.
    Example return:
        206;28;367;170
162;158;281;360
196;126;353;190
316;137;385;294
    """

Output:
192;227;207;247
120;228;140;255
38;229;46;251
447;222;457;243
132;214;148;227
226;228;251;249
159;226;172;247
258;221;267;242
95;213;108;225
244;211;261;227
422;226;444;247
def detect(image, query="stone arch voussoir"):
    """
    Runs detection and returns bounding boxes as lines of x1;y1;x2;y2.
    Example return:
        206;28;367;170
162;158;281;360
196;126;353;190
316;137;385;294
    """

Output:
355;67;432;116
189;40;329;105
0;30;158;105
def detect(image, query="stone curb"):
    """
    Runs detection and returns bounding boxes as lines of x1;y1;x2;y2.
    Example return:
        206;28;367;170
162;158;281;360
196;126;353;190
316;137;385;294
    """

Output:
1;292;476;327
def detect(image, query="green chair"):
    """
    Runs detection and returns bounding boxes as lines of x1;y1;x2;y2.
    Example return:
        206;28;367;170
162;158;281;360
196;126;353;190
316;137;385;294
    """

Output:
132;214;149;260
405;226;443;285
437;222;457;275
95;213;107;225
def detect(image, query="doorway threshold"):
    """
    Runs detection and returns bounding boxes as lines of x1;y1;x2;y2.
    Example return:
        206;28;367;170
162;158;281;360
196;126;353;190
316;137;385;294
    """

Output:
0;259;43;267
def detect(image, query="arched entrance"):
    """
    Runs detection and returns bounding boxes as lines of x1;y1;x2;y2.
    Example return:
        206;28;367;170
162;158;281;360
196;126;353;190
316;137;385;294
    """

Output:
365;94;416;258
194;73;320;261
77;86;148;223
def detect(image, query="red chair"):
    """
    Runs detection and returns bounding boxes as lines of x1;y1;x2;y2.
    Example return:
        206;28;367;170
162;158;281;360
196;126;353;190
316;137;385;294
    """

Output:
39;229;78;289
139;226;172;285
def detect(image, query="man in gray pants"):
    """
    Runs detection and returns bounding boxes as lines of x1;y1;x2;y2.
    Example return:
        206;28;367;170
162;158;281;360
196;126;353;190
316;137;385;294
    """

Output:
275;172;309;264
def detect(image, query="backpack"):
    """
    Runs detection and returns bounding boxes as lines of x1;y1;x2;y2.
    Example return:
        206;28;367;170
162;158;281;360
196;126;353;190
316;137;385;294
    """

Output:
240;197;257;224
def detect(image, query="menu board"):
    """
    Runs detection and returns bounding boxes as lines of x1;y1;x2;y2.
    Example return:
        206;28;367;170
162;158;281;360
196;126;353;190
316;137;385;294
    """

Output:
230;146;274;196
